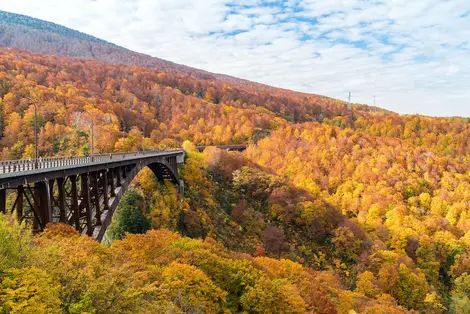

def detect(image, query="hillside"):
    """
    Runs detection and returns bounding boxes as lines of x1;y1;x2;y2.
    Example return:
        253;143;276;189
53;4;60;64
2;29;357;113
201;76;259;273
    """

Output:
0;11;469;314
0;48;384;157
0;10;387;115
0;10;290;87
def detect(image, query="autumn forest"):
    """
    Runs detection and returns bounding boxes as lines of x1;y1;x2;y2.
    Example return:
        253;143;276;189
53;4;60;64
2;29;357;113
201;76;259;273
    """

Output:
0;44;470;314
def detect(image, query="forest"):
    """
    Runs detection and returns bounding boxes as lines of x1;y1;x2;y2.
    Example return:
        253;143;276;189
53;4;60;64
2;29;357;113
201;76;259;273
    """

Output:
0;48;469;313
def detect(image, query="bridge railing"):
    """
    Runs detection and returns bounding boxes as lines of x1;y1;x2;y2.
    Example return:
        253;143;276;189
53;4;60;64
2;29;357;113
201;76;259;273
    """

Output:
0;149;182;175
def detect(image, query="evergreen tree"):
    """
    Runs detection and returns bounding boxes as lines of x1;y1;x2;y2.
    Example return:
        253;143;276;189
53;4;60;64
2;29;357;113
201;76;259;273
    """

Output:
106;189;150;241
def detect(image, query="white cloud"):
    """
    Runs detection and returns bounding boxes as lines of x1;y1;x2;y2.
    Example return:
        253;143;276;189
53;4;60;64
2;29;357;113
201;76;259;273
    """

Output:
1;0;470;117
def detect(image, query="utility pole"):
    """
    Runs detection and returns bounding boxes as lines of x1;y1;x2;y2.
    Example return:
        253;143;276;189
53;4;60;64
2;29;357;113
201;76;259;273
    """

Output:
91;118;94;156
348;92;352;110
26;97;39;168
83;112;94;157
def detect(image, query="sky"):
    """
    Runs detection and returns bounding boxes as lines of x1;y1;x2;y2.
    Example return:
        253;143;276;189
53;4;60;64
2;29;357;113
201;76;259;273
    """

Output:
1;0;470;117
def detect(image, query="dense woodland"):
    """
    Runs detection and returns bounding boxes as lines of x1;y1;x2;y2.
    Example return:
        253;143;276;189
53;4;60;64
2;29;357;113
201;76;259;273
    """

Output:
0;48;470;313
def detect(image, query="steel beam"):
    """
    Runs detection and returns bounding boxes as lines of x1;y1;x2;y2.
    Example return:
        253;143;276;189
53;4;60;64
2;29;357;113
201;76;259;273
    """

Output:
16;186;23;221
109;169;116;197
102;170;109;210
80;173;93;236
116;168;122;187
57;178;66;223
70;175;80;231
35;181;52;226
0;188;5;214
91;172;101;226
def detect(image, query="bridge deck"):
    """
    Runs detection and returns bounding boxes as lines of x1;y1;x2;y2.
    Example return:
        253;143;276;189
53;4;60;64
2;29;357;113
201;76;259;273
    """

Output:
196;144;247;152
0;150;184;188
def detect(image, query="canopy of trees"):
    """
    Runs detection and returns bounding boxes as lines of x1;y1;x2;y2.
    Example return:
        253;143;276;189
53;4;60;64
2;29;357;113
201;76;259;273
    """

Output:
0;47;470;313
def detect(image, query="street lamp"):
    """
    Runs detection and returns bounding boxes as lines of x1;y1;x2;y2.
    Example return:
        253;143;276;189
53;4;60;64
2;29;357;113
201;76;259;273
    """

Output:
82;111;94;156
26;97;38;168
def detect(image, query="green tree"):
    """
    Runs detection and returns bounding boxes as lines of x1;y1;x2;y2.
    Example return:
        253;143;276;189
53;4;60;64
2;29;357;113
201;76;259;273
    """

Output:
450;273;470;313
0;215;36;273
106;189;151;241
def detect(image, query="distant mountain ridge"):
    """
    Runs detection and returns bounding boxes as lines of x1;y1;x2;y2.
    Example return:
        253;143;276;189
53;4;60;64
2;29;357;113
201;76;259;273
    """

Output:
0;10;254;83
0;10;115;46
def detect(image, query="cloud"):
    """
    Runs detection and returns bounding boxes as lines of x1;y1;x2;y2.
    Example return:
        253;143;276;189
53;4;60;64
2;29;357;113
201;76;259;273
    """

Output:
1;0;470;117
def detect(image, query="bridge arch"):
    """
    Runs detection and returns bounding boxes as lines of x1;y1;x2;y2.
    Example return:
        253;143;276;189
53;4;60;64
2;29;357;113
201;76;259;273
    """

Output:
0;151;185;241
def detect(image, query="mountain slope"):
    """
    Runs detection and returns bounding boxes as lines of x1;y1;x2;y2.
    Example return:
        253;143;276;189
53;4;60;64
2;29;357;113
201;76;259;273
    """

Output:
0;10;232;81
0;10;268;84
0;10;113;45
0;9;386;117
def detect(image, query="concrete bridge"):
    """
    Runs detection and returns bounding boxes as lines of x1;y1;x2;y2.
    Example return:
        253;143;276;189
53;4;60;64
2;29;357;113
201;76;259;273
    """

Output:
0;144;247;241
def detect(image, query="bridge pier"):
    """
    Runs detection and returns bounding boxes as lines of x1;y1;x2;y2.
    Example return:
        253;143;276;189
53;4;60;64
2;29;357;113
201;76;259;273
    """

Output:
91;172;102;226
81;173;93;236
70;175;80;231
102;170;109;211
57;178;66;223
14;186;24;222
0;189;5;214
179;180;184;195
36;181;52;227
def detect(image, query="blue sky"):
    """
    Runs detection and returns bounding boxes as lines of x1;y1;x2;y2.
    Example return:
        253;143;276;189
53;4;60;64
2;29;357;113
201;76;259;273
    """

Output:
2;0;470;117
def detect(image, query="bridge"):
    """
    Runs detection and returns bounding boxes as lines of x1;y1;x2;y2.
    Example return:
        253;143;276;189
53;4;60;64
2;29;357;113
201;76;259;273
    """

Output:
0;150;185;241
0;144;247;241
196;144;247;152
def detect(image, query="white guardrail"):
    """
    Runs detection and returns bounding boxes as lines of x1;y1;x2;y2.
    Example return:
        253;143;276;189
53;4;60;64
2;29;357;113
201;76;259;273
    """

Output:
0;150;182;175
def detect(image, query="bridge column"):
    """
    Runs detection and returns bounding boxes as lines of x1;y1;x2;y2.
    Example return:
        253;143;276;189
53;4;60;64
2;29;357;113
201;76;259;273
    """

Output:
0;189;5;214
35;181;52;228
102;170;109;210
172;157;177;174
109;169;116;197
16;186;24;222
116;168;122;187
179;180;184;195
57;178;66;223
91;172;101;226
80;173;93;236
70;175;80;231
